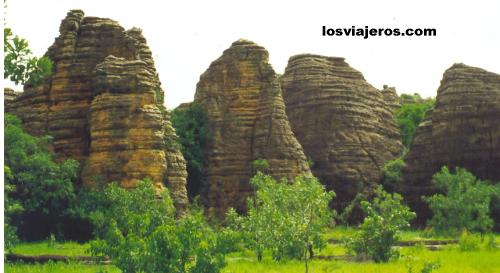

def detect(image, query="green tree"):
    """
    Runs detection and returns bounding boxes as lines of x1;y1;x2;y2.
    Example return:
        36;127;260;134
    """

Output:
228;172;334;272
171;103;209;199
346;186;415;263
381;156;407;192
395;101;434;148
422;167;499;235
4;114;79;239
90;180;229;273
4;27;53;85
4;165;23;250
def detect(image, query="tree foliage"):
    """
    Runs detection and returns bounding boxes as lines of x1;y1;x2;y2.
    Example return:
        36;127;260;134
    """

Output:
4;27;53;86
395;100;434;148
228;172;334;271
346;186;415;263
171;103;209;198
423;167;500;235
381;156;407;192
4;114;79;240
90;180;229;273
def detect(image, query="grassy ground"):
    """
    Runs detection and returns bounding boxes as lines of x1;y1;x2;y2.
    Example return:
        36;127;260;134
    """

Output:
5;228;500;273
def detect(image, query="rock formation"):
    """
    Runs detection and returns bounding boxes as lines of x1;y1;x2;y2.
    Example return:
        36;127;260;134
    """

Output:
6;10;188;210
401;63;500;223
281;54;403;211
194;39;311;216
4;87;20;106
381;85;401;110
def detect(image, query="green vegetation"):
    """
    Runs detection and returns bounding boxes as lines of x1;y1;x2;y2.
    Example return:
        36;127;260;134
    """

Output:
4;114;79;241
227;172;334;272
251;158;269;173
381;156;407;192
346;186;416;262
395;99;434;148
171;103;209;198
423;167;500;235
4;28;53;85
89;179;230;273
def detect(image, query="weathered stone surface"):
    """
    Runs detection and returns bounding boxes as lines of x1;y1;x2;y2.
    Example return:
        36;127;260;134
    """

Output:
194;39;311;216
4;88;21;106
6;10;187;210
401;63;500;223
281;54;403;211
381;85;401;110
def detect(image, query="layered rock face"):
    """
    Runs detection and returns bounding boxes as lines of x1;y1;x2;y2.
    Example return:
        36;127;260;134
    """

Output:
194;39;311;216
401;63;500;222
281;54;403;211
4;87;20;106
6;10;187;210
381;85;401;110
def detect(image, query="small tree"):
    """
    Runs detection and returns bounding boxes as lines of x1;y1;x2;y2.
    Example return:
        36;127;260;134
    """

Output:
346;186;415;263
228;172;334;272
422;167;499;235
90;180;229;273
4;114;79;240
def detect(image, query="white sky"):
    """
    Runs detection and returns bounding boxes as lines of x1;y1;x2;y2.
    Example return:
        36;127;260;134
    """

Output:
4;0;500;109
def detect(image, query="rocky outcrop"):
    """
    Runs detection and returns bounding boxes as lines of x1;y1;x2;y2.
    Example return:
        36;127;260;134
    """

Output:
194;39;311;216
281;54;403;211
401;63;500;223
381;85;401;110
6;10;187;210
4;88;21;106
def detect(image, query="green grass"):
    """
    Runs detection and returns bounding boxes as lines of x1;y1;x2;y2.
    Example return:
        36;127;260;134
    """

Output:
223;246;500;273
7;230;500;273
9;240;89;256
5;261;120;273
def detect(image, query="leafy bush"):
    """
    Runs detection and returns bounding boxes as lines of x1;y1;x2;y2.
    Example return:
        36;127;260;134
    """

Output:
228;172;334;269
4;114;79;240
422;167;500;235
382;156;407;192
90;179;229;273
395;101;434;148
346;186;415;263
458;230;481;251
171;103;209;199
4;28;53;85
4;165;23;250
251;158;269;174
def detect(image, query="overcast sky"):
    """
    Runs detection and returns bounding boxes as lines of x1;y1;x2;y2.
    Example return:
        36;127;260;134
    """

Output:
4;0;500;109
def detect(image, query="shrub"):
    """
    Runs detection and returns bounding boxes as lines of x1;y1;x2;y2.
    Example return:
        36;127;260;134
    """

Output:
382;156;407;192
90;179;229;273
422;167;500;235
4;114;79;240
458;230;481;252
251;158;269;174
228;172;334;271
346;186;416;263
